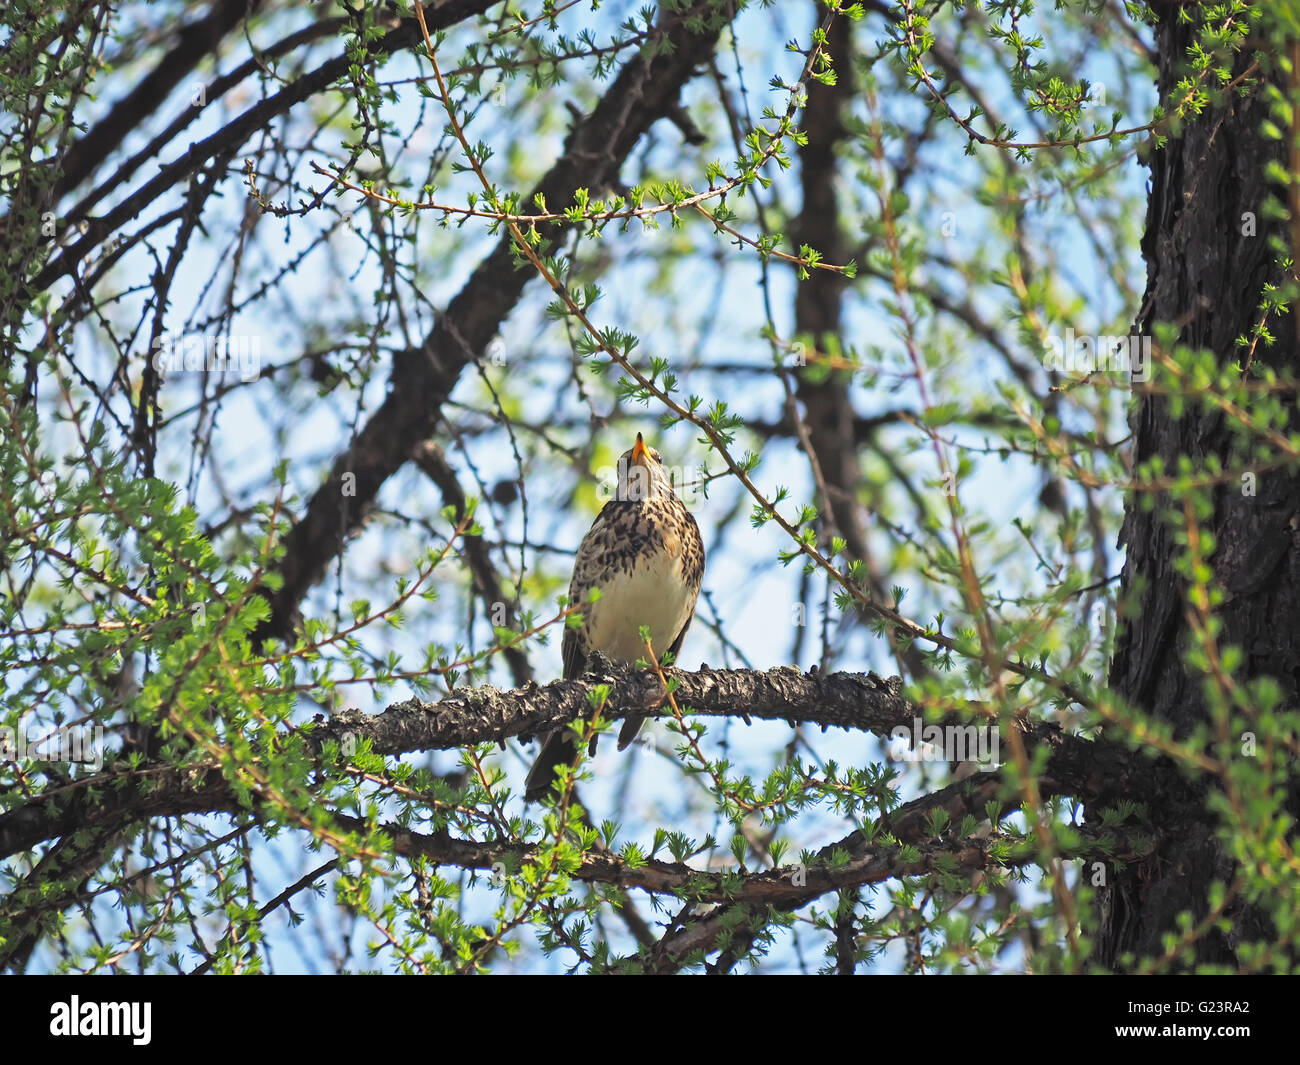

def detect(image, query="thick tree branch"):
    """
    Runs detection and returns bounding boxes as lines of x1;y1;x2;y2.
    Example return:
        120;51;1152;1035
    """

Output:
54;0;267;199
30;0;497;292
359;814;1119;905
0;662;1139;863
319;662;913;754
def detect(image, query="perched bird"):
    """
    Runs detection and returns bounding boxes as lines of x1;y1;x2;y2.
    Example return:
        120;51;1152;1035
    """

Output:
525;433;704;802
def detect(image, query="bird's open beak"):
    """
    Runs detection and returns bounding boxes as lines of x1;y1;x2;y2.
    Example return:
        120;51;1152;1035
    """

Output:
631;432;651;467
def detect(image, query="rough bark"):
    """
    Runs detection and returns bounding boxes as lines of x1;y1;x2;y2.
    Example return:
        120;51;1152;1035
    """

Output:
0;660;1131;863
792;13;863;562
1097;8;1300;968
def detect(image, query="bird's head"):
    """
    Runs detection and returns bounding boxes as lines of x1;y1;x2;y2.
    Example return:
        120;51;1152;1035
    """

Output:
616;432;674;502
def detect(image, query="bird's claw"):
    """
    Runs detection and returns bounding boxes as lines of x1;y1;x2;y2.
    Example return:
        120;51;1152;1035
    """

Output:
583;650;618;678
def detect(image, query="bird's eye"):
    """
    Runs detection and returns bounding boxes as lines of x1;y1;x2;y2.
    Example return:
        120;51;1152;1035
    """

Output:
649;449;661;462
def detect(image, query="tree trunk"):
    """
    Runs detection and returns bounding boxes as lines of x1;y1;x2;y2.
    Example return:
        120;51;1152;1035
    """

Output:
1098;7;1300;969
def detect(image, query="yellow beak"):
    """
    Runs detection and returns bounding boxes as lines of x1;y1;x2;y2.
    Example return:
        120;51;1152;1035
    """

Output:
631;432;650;466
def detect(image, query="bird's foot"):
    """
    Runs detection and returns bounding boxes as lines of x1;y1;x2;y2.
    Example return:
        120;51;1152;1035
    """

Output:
582;650;619;680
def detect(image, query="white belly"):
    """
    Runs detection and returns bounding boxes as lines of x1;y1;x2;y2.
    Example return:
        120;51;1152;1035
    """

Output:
583;550;695;663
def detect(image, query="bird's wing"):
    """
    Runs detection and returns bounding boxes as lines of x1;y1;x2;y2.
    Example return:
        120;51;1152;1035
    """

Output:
663;509;703;664
561;622;586;681
561;503;609;681
665;605;696;663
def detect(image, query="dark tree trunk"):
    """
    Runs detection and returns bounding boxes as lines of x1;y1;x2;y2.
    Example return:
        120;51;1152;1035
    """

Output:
793;15;861;560
791;9;930;678
1097;8;1300;969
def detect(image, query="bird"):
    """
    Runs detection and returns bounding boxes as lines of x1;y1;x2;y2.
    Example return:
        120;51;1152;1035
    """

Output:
525;432;704;802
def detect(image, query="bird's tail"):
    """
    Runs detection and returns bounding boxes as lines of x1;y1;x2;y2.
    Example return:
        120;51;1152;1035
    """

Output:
524;729;581;803
616;712;646;751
